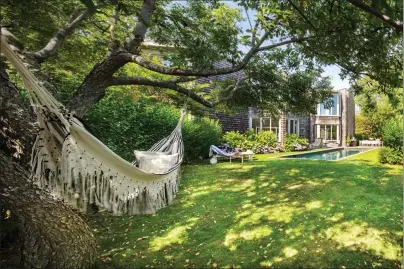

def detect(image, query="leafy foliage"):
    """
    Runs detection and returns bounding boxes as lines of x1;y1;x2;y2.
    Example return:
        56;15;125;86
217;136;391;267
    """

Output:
149;1;243;70
355;77;402;139
284;133;309;152
255;130;277;148
222;131;246;149
182;118;222;162
377;117;403;165
378;147;402;165
222;130;277;153
212;48;333;115
84;89;221;162
382;117;403;149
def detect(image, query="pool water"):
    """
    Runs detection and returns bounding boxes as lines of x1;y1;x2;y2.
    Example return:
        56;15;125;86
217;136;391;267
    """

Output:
282;148;369;161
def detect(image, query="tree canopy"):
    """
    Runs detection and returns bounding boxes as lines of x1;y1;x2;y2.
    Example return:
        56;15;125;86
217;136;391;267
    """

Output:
1;0;401;118
354;76;402;139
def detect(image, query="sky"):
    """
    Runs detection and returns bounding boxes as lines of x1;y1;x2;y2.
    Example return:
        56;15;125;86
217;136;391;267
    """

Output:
226;1;351;90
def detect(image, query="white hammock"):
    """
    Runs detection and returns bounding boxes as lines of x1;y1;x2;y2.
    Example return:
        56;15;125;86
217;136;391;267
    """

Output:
1;37;185;215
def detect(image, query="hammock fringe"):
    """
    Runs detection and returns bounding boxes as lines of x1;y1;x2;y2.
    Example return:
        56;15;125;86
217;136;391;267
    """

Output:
1;35;184;216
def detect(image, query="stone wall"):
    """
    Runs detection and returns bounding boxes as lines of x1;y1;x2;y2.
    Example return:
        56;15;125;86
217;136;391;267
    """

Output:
298;117;310;139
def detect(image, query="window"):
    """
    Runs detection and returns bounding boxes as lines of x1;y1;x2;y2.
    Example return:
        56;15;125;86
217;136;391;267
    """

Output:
316;124;339;141
288;119;299;135
251;117;280;139
317;93;340;116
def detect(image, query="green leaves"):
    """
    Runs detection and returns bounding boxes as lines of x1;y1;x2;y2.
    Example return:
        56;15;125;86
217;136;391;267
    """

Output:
84;93;221;163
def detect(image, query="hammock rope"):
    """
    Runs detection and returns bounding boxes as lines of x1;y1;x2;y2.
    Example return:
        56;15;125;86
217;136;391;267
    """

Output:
1;37;185;215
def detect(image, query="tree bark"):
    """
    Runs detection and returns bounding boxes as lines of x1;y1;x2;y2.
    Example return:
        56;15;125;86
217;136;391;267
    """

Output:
0;63;97;268
0;153;97;269
66;51;129;117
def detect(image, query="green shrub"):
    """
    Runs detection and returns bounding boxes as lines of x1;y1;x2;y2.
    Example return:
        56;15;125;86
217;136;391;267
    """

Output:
354;133;366;141
183;117;221;162
222;130;278;153
255;131;277;148
285;133;309;152
84;91;221;163
379;147;403;165
382;118;403;149
222;131;246;148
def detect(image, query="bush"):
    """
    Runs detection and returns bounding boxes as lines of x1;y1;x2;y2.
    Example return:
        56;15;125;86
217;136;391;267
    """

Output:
222;130;277;153
255;131;277;148
222;131;246;148
378;147;403;165
183;118;221;162
84;92;221;163
285;133;309;152
382;118;403;149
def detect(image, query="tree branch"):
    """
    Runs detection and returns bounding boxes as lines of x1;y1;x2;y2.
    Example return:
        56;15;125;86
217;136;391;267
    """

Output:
211;78;246;106
124;0;156;53
251;20;260;47
109;76;214;107
33;7;92;62
346;0;403;32
256;36;314;51
127;32;272;77
108;6;120;55
287;0;317;30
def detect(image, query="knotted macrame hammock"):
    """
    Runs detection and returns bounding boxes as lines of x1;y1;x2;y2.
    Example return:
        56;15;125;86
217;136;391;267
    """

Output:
1;38;185;215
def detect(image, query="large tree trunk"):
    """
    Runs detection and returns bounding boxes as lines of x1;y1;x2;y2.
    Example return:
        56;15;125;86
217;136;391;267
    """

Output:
67;51;129;117
0;62;97;268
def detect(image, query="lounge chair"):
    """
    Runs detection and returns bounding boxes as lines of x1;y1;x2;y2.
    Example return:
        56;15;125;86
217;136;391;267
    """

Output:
310;139;323;149
209;145;254;164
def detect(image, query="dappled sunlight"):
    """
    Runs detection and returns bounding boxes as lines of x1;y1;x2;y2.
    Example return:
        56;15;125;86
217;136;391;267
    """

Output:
287;183;304;190
327;212;344;222
285;226;304;238
224;226;273;251
305;200;323;210
89;149;402;268
306;180;323;186
283;247;298;257
148;217;199;252
323;221;401;261
285;169;301;176
226;179;254;192
236;204;300;226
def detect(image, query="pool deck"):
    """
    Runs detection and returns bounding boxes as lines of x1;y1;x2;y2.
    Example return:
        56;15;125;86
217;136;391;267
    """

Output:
275;147;379;161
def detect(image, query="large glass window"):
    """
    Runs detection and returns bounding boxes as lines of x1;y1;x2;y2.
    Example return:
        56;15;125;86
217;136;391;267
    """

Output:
317;93;340;116
251;117;279;138
288;119;299;135
316;124;339;141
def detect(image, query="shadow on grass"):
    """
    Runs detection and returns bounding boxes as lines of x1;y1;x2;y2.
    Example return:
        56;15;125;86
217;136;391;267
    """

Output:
88;151;402;268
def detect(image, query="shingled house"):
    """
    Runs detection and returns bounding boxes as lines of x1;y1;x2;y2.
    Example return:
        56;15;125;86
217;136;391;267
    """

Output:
143;45;355;147
198;63;355;147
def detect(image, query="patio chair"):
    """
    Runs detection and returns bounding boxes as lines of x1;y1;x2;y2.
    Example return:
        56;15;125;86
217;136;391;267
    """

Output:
209;145;254;164
310;139;323;149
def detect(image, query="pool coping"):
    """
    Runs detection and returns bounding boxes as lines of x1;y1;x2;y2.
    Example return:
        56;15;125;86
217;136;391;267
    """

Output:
276;147;378;161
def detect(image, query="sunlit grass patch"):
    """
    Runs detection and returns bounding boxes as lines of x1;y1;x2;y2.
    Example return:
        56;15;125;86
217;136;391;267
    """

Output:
324;221;401;260
88;149;402;268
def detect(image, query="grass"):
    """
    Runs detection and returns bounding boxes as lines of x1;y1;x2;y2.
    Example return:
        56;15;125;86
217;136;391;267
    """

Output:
88;149;402;268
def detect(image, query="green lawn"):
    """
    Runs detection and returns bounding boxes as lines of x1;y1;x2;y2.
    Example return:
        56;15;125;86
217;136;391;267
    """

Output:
88;149;402;268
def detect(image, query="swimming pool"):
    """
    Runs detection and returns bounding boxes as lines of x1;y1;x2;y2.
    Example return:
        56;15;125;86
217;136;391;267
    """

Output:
281;148;370;161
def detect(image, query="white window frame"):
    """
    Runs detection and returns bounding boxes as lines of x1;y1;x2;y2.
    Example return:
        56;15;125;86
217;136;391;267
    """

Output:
316;124;340;141
249;116;280;139
316;94;341;116
287;119;299;136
